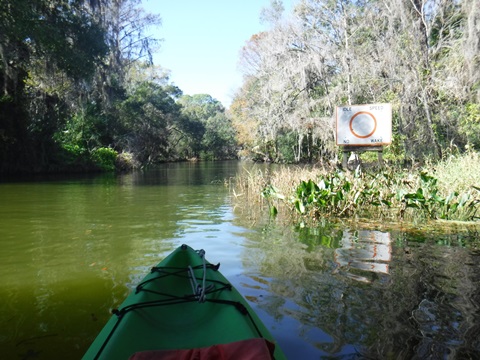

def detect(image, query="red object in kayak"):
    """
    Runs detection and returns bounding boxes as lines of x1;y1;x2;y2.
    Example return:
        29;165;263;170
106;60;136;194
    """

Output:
128;338;275;360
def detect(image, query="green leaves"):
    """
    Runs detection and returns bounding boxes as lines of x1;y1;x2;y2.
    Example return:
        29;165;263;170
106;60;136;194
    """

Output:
289;169;480;222
176;94;234;160
293;172;361;217
262;184;285;217
117;81;181;165
91;147;117;171
396;170;480;221
294;180;320;214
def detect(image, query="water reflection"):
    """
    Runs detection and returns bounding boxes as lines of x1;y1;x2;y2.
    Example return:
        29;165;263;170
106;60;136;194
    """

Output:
334;230;392;283
235;216;480;359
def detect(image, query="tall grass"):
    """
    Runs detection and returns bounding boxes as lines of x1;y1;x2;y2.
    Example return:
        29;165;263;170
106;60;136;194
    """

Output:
427;151;480;194
231;165;319;215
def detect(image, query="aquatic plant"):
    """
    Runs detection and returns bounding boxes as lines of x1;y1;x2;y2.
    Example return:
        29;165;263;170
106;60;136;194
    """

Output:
261;184;286;216
231;155;480;224
397;171;480;221
291;168;479;222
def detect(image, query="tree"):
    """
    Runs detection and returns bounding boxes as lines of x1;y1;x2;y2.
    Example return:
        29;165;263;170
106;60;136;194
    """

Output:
235;1;340;162
235;0;479;163
0;0;108;172
176;94;226;159
375;0;479;157
118;81;181;165
97;0;161;103
178;94;225;120
202;112;237;160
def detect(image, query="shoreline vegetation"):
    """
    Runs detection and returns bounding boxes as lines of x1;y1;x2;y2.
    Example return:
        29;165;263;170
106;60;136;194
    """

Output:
230;151;480;227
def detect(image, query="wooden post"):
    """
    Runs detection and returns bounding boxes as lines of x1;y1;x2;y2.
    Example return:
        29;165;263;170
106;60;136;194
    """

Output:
378;148;383;167
341;146;384;169
342;150;348;169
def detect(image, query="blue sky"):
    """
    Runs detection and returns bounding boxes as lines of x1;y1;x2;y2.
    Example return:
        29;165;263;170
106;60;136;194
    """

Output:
142;0;294;107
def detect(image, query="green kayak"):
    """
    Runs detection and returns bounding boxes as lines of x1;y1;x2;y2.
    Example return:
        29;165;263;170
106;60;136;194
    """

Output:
83;244;286;360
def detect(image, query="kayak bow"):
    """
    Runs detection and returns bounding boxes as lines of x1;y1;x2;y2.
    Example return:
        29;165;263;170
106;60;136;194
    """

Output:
83;244;286;360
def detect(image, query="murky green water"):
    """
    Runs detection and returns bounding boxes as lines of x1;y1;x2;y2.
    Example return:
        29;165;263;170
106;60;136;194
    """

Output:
1;161;479;359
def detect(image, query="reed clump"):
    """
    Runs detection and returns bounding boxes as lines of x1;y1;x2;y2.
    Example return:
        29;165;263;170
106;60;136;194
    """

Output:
426;151;480;194
230;165;319;218
231;153;480;224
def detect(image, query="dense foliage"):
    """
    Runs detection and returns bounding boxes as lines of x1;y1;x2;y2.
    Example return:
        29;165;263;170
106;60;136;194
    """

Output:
232;0;480;163
0;0;235;174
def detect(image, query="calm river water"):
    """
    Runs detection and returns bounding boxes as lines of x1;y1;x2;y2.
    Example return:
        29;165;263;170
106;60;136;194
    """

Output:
1;161;479;359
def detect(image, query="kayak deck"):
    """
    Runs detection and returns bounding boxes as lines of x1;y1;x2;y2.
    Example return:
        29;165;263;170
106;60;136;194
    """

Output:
83;244;286;359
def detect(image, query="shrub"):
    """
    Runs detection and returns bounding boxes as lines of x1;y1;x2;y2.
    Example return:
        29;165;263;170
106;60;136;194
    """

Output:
91;147;117;171
60;144;88;167
115;151;137;172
